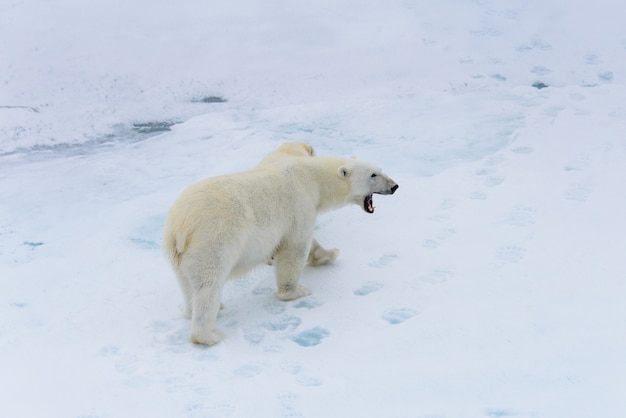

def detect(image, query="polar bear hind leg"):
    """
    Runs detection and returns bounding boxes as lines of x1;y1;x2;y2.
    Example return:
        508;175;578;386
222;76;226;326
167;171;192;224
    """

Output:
178;249;230;346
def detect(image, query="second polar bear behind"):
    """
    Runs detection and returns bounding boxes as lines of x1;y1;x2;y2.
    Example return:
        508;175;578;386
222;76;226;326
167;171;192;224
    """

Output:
163;142;399;345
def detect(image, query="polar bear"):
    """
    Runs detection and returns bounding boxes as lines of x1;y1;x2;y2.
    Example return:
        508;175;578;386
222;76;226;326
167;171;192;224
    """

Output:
163;150;398;345
257;141;315;165
257;142;339;267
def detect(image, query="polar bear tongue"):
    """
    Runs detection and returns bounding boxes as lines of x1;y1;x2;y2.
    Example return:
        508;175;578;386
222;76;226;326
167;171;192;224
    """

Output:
364;194;374;213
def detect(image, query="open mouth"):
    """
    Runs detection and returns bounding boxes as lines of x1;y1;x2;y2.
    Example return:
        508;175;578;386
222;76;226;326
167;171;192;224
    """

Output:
364;194;374;213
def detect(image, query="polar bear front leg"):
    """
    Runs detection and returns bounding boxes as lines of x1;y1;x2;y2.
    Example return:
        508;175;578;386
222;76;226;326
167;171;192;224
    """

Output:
307;239;340;266
273;243;311;301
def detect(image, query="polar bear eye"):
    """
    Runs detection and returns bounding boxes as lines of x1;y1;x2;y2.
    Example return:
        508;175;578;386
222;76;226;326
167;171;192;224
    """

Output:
370;173;377;178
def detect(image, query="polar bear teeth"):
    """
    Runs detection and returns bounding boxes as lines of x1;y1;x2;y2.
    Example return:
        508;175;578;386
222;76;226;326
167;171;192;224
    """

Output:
364;194;374;213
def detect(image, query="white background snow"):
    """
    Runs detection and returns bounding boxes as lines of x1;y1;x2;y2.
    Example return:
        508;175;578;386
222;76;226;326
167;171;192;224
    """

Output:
1;0;626;417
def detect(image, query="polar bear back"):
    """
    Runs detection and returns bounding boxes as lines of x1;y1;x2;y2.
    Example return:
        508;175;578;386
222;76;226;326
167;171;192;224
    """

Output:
163;157;352;274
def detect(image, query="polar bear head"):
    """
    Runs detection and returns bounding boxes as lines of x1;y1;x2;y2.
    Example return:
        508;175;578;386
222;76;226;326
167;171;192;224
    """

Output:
338;160;398;213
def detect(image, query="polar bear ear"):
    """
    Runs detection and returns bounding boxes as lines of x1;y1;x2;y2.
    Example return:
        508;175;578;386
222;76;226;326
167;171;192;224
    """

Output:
338;166;351;178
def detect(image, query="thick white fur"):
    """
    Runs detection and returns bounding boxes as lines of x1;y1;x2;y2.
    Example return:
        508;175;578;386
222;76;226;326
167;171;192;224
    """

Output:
257;142;339;267
163;153;397;345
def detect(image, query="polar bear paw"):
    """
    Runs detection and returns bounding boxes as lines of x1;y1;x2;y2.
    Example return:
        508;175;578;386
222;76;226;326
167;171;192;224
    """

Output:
275;284;312;301
190;328;224;346
308;247;340;266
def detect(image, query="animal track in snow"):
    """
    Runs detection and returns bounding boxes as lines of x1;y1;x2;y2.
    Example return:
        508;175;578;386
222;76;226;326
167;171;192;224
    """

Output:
422;228;456;248
233;363;264;378
420;268;454;284
484;176;505;187
422;239;440;248
503;206;536;227
563;155;591;171
470;191;488;200
293;298;321;309
354;281;383;296
243;327;265;345
262;315;302;332
495;245;525;263
381;308;417;325
297;375;323;386
291;327;330;347
368;253;398;268
564;183;592;201
474;168;495;176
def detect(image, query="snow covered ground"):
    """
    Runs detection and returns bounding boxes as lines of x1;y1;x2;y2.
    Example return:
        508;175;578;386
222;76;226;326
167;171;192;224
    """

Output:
1;1;626;417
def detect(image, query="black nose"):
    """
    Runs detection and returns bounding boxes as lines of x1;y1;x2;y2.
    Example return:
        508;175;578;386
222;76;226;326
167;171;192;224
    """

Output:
391;184;399;194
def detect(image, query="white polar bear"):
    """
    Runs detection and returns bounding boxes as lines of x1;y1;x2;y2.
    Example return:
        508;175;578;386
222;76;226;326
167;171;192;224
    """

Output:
163;146;398;345
257;141;339;267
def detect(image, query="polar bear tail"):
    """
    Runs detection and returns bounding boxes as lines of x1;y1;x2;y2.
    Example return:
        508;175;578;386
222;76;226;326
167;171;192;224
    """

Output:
163;227;189;268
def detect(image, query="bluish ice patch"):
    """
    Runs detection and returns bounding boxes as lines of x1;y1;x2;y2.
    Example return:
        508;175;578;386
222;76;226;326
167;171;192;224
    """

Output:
354;281;383;296
262;315;301;331
131;214;165;250
381;308;417;325
129;237;160;250
291;327;330;347
293;298;321;309
511;146;533;154
598;71;614;82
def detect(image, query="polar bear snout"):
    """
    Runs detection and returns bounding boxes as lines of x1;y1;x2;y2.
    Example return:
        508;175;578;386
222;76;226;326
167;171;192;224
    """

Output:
374;181;399;195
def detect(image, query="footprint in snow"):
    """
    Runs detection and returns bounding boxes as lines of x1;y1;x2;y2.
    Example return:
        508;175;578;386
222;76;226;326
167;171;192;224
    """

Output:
243;327;265;345
291;327;330;347
293;298;321;309
422;228;456;249
470;191;488;200
381;308;417;325
234;363;264;378
277;391;303;417
495;245;525;263
354;281;383;296
503;206;536;227
564;183;592;201
484;176;505;187
420;268;454;284
368;253;398;268
262;315;302;331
